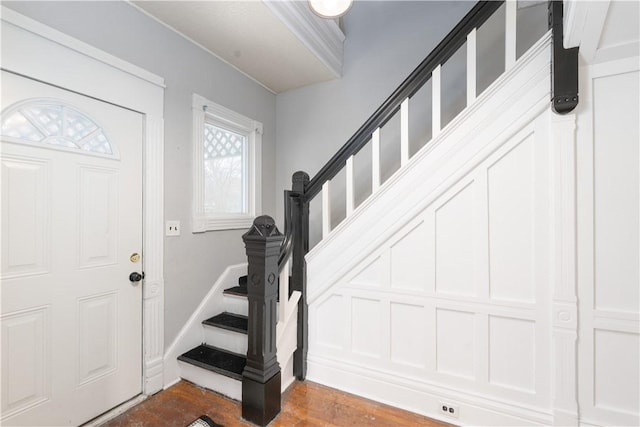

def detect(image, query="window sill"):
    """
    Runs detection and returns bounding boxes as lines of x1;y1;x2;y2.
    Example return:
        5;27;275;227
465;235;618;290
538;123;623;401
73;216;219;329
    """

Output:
192;216;255;233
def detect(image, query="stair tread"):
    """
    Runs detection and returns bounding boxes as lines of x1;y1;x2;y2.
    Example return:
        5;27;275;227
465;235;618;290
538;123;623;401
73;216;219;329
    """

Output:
223;286;247;297
178;344;246;381
203;312;248;334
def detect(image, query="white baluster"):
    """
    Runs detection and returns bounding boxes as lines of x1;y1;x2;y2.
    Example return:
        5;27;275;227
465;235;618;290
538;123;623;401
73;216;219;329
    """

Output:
467;28;477;106
372;128;381;191
432;65;442;137
279;259;289;323
322;181;331;238
401;98;409;166
505;0;517;70
346;155;355;216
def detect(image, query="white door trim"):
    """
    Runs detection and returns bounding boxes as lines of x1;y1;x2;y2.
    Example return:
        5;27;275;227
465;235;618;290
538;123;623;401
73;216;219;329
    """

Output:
1;6;166;395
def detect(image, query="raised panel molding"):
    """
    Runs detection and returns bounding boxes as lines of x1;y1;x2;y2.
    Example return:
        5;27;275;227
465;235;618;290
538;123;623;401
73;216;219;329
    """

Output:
487;134;535;303
1;306;51;419
78;166;117;269
488;316;536;393
577;59;640;427
315;294;346;351
435;182;476;297
593;70;639;314
390;221;428;291
78;293;117;385
436;309;475;379
1;156;50;279
594;330;640;414
350;255;386;288
351;298;383;358
306;34;557;425
390;303;427;368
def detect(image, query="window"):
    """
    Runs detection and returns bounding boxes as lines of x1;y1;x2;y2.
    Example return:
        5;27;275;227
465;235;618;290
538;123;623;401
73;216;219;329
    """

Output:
1;99;116;158
192;94;262;232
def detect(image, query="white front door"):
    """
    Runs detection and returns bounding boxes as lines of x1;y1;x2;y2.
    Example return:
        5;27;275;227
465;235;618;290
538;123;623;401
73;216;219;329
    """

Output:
1;70;143;426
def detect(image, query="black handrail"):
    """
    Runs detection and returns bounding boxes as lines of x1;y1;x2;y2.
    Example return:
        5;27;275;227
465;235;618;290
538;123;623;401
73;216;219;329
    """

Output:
303;0;503;202
278;190;295;272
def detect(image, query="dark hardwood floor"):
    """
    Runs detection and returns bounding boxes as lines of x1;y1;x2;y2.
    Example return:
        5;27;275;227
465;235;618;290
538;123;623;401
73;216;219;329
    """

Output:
101;380;453;427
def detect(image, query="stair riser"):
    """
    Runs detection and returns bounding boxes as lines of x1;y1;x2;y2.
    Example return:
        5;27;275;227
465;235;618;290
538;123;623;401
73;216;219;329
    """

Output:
223;294;248;316
203;326;247;355
178;361;241;401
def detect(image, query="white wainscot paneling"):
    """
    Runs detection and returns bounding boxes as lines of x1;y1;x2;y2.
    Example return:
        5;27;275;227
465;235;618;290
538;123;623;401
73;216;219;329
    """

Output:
350;255;386;287
593;70;639;313
435;183;476;296
1;157;49;278
488;134;535;302
77;292;117;385
1;306;51;417
489;315;535;392
436;308;475;379
79;167;117;268
315;294;346;350
390;221;428;292
351;297;383;358
390;302;426;368
594;329;640;414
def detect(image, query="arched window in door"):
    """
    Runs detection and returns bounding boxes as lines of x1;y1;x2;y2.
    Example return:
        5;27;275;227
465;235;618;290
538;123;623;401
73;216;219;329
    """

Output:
1;99;116;157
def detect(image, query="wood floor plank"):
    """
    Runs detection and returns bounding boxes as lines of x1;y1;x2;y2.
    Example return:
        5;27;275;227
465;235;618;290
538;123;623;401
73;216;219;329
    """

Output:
101;380;453;427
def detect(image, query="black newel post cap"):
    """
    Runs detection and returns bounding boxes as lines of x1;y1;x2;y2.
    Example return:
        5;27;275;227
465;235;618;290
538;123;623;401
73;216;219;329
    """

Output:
292;171;310;185
243;215;282;240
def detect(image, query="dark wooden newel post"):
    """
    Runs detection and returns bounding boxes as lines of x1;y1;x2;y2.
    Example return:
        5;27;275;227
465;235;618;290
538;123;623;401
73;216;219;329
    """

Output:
291;171;309;380
242;216;282;426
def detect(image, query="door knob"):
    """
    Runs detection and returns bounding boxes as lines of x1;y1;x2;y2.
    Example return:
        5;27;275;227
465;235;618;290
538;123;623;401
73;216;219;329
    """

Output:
129;272;144;283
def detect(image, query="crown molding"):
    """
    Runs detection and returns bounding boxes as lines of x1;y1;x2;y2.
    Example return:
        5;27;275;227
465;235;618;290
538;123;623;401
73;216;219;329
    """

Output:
264;0;345;78
563;0;610;61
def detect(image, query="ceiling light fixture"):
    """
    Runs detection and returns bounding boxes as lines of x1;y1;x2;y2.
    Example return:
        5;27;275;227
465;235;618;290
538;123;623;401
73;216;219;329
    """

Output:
308;0;353;19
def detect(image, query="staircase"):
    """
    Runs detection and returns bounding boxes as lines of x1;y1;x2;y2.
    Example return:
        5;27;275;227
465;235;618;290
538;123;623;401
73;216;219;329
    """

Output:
167;217;300;426
177;276;249;401
167;1;574;426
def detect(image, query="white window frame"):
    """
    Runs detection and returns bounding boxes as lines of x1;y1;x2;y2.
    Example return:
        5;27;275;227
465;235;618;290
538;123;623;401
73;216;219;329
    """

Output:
192;93;262;232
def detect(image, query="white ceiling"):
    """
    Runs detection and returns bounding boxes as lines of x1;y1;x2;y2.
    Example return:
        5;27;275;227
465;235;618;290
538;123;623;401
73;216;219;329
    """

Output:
131;1;343;93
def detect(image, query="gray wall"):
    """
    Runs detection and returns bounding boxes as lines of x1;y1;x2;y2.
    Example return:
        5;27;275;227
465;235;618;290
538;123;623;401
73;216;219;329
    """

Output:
4;0;487;350
275;1;474;235
3;1;277;349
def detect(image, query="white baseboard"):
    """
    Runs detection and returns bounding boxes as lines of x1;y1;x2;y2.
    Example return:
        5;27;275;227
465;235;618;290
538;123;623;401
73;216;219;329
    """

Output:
307;355;552;427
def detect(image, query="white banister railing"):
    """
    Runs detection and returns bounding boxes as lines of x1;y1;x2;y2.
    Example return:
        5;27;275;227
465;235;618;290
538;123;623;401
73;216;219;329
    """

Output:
345;155;355;216
322;181;331;238
467;28;477;105
278;259;301;326
372;128;381;191
400;98;410;167
432;64;442;137
505;0;518;70
312;0;549;247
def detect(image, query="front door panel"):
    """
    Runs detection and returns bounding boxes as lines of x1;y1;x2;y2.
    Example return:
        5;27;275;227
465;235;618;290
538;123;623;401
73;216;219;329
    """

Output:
1;70;143;426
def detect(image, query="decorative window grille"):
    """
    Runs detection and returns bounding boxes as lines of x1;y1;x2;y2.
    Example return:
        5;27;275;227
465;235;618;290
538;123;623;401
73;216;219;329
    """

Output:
1;100;115;156
203;123;248;215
